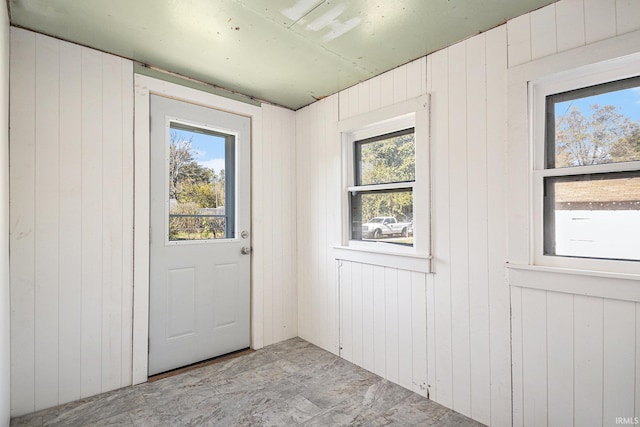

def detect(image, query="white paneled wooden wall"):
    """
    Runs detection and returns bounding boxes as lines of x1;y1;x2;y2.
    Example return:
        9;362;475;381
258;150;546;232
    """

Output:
9;28;134;416
295;94;341;354
296;41;510;426
0;4;9;425
338;261;428;397
507;1;640;426
507;0;640;67
427;26;510;426
257;104;298;346
511;286;640;427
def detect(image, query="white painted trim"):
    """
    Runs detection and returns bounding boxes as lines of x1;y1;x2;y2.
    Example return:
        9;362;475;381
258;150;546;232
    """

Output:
132;75;263;385
337;95;431;269
507;263;640;302
507;28;640;277
332;246;431;273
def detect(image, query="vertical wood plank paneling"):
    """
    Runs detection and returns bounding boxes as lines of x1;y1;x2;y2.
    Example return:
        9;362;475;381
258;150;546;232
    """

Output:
507;14;532;67
392;66;408;104
574;295;604;427
511;287;524;427
430;47;453;408
10;28;37;415
58;41;83;404
119;59;134;388
9;29;37;415
357;79;370;116
346;85;359;121
584;0;617;45
338;264;427;396
101;53;124;393
616;0;640;35
636;303;640;420
555;0;586;52
384;268;399;384
295;107;308;339
361;264;375;372
521;288;547;426
340;261;353;361
262;106;274;346
448;41;471;417
372;265;386;377
316;98;328;350
397;269;413;390
406;58;423;99
253;95;266;344
485;25;511;427
80;47;103;399
603;299;636;424
325;95;340;354
368;75;382;112
465;33;491;426
411;272;427;397
338;88;349;121
530;4;557;60
11;31;135;415
379;72;394;108
33;34;60;411
351;262;363;366
546;292;574;427
271;107;284;344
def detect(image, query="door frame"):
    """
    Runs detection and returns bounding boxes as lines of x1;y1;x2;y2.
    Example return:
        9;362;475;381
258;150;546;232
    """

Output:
132;74;263;385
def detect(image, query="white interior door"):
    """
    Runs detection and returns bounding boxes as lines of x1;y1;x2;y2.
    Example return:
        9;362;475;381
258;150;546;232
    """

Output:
148;94;251;376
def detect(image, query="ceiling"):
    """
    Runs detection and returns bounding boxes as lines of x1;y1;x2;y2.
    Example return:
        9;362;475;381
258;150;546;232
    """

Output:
9;0;556;110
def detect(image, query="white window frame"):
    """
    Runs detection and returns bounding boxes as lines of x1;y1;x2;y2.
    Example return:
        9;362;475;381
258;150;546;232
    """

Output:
530;54;640;275
335;95;431;272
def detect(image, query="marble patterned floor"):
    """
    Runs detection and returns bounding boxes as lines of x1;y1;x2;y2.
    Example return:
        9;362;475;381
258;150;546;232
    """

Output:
11;338;485;426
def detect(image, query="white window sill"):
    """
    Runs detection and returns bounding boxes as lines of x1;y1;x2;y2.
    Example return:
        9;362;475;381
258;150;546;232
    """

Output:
506;263;640;302
333;245;431;273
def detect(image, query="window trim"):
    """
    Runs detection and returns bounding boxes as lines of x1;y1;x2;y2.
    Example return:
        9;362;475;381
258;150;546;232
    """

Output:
530;56;640;274
337;95;431;265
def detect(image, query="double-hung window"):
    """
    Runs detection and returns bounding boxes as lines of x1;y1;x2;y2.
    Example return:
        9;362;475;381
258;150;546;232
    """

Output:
337;95;430;267
532;59;640;273
351;128;415;245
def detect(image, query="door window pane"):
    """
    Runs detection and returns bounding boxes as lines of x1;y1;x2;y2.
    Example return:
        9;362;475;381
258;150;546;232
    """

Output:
355;128;415;185
168;122;235;241
547;76;640;168
351;189;413;246
544;172;640;261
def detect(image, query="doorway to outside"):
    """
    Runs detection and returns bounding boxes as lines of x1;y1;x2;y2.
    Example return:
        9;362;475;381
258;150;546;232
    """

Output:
148;94;252;376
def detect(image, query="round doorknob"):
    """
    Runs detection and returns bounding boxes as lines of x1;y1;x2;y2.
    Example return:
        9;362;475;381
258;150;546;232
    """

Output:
241;246;251;255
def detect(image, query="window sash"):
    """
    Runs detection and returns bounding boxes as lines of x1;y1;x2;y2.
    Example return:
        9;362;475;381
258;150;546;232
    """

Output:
354;127;415;186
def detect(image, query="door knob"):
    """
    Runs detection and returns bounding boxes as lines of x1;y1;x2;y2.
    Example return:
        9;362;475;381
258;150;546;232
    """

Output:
241;246;251;255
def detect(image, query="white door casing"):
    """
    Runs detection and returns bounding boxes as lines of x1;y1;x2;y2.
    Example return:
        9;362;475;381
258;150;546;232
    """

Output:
132;75;263;384
148;94;251;375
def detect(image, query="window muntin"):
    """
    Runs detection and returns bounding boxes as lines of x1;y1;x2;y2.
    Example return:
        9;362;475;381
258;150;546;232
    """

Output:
349;128;415;247
540;76;640;264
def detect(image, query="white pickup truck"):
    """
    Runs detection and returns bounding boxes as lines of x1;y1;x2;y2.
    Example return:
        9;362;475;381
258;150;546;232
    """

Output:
362;216;412;239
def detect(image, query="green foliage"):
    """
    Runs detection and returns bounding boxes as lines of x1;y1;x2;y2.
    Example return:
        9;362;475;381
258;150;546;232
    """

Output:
555;104;640;167
169;130;225;208
169;201;225;240
358;132;415;223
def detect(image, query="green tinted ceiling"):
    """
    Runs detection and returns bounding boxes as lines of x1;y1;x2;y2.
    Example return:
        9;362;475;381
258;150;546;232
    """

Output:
9;0;556;109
